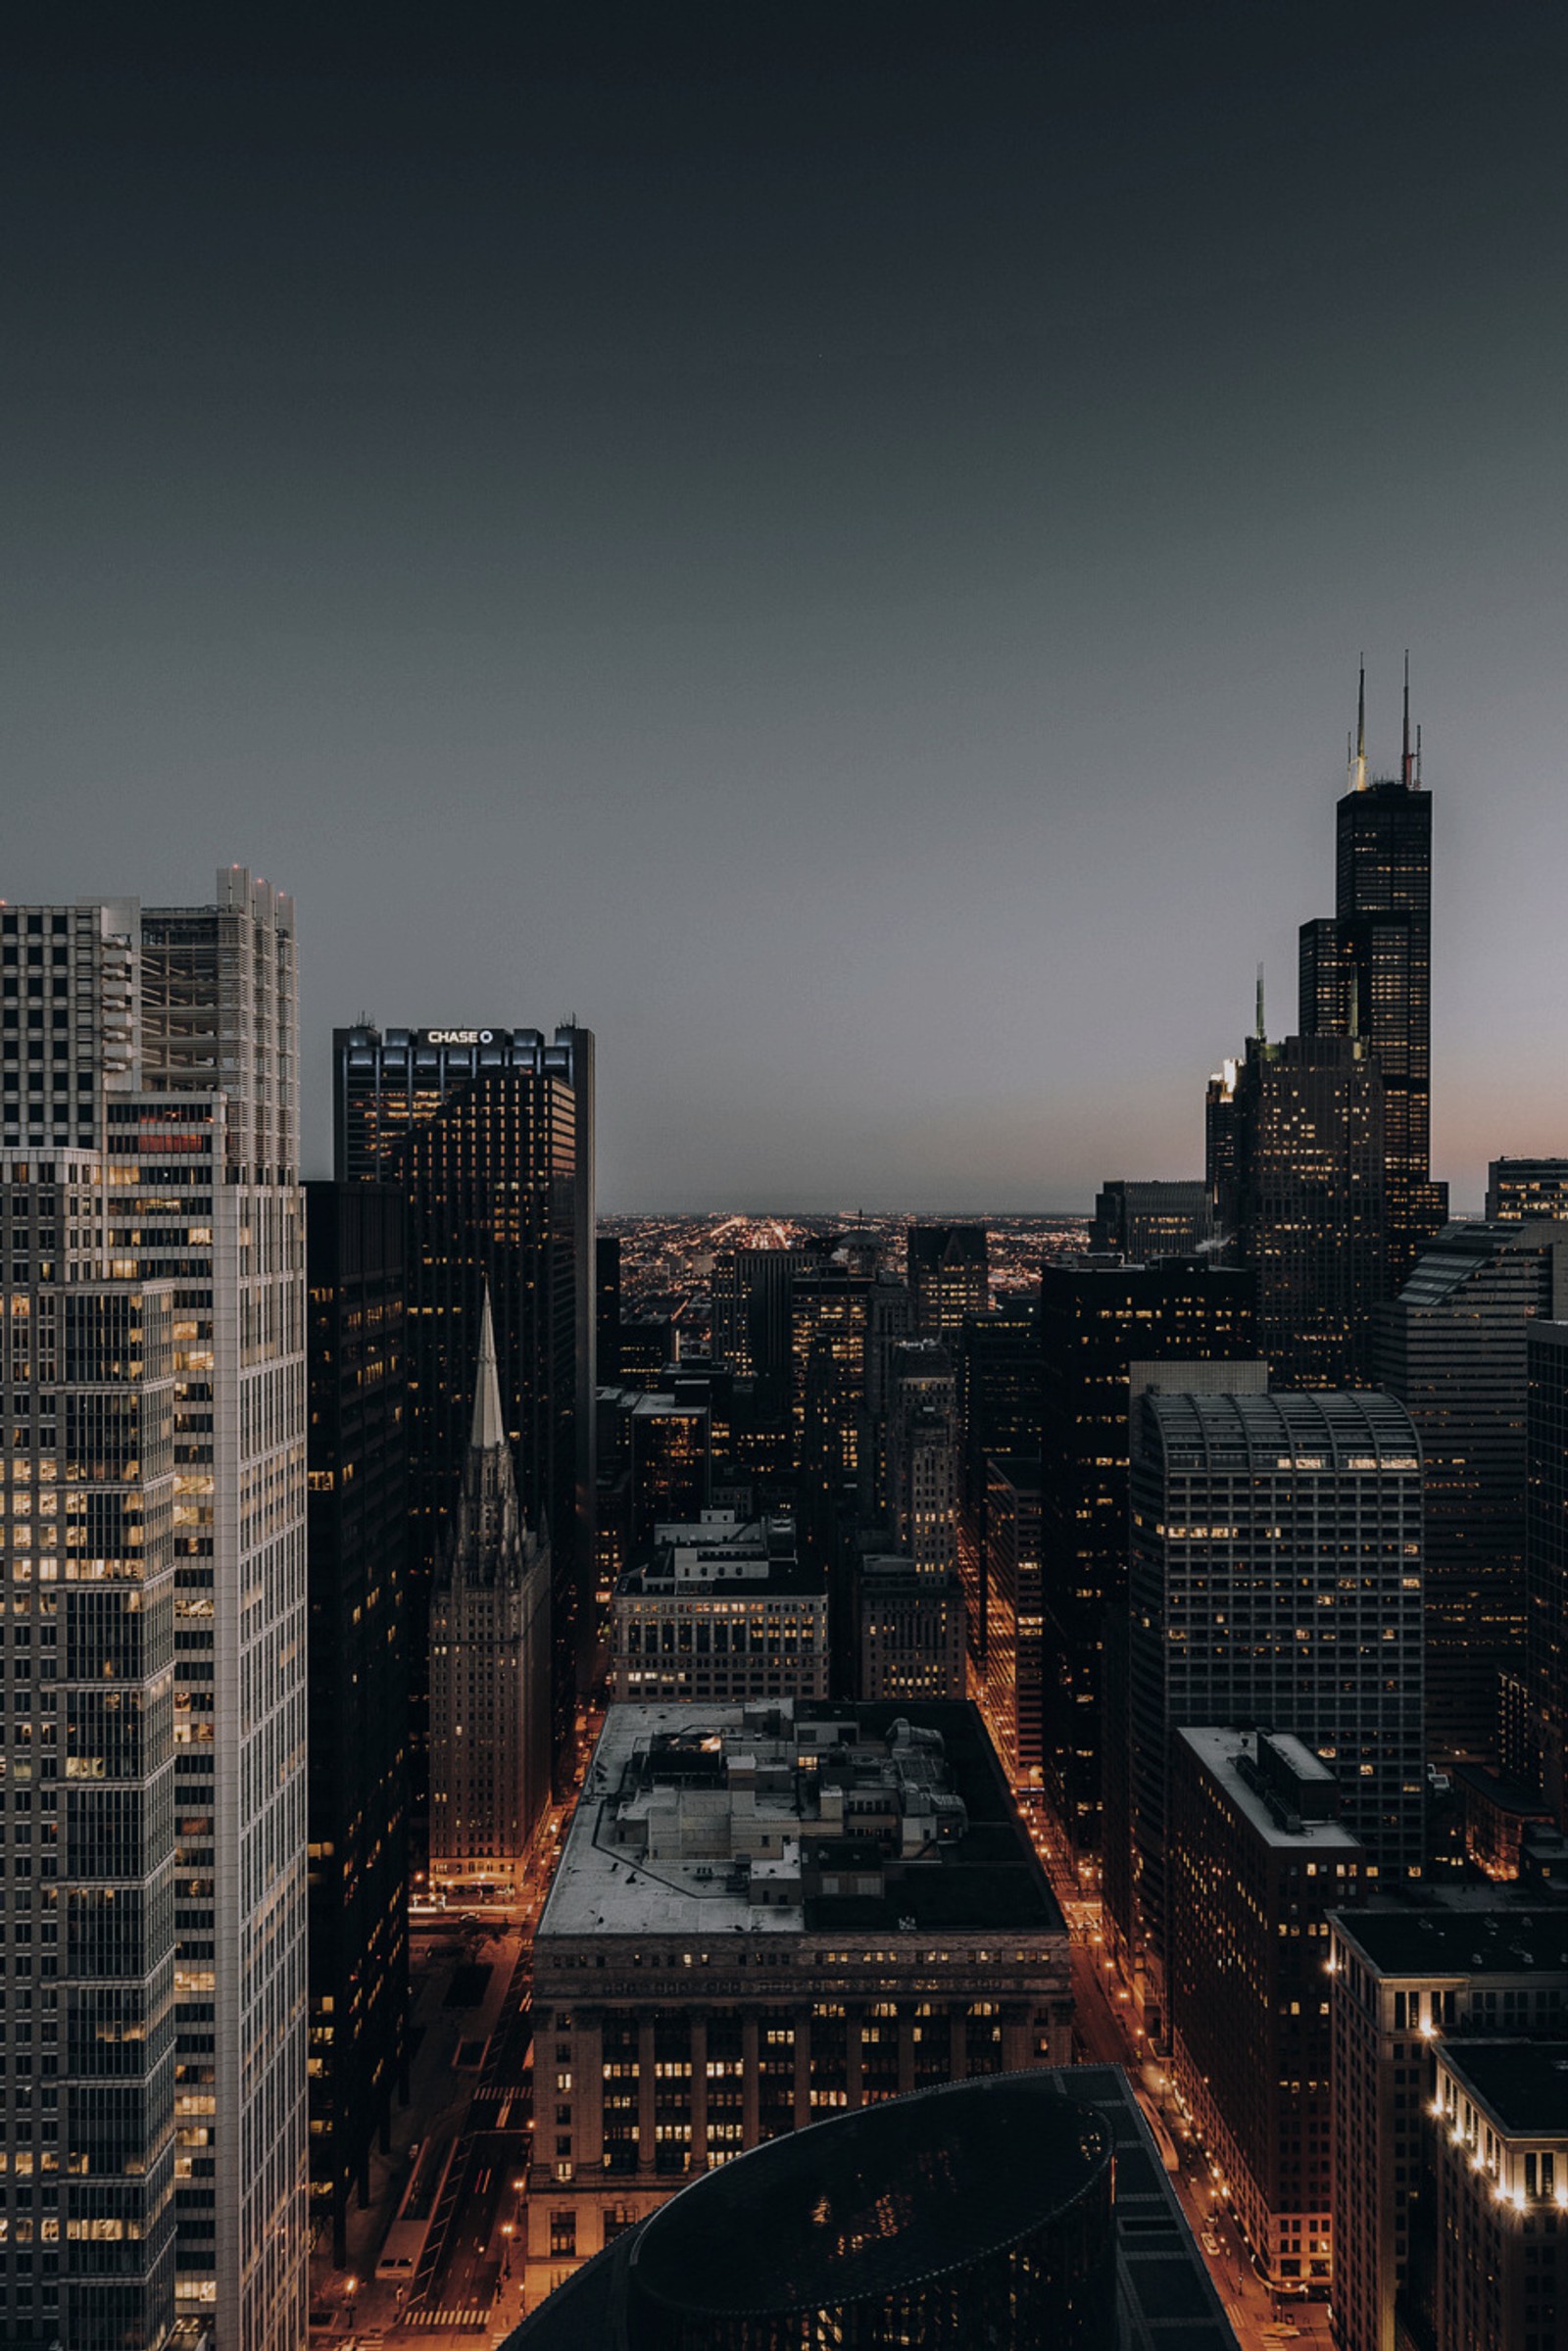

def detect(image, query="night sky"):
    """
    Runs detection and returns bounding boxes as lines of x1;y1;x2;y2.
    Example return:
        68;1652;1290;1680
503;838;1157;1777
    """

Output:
7;4;1568;1207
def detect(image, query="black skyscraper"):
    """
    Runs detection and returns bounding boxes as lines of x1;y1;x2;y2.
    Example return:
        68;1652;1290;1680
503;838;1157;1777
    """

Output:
305;1181;410;2262
1298;664;1447;1287
1038;1258;1259;1868
333;1022;595;1807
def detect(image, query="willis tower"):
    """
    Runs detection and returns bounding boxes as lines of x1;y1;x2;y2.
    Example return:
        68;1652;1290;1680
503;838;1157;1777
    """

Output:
1298;661;1447;1288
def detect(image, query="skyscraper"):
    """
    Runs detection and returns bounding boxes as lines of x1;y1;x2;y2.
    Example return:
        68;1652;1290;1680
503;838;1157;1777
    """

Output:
1089;1180;1213;1261
333;1021;594;1801
1;876;309;2350
1298;664;1447;1289
305;1179;410;2263
1036;1256;1259;1866
1118;1387;1425;2038
1487;1158;1568;1224
1231;1029;1388;1386
906;1223;989;1339
428;1290;553;1888
1525;1321;1568;1822
1376;1219;1568;1760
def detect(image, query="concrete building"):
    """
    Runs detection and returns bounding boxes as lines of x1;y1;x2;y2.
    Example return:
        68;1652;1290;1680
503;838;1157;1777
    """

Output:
428;1291;552;1892
1376;1218;1568;1760
1116;1389;1425;2038
1327;1902;1568;2351
611;1511;827;1703
1167;1728;1364;2291
1426;2038;1568;2351
0;876;308;2351
525;1698;1072;2277
1231;1031;1389;1387
856;1552;965;1701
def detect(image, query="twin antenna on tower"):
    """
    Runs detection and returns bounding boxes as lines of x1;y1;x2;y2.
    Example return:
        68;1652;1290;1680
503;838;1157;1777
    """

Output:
1348;653;1423;792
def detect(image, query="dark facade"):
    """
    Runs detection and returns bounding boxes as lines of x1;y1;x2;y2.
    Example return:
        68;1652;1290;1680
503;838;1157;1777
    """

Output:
597;1232;622;1383
332;1022;594;1801
1232;1031;1387;1386
1298;694;1446;1290
954;1299;1044;1670
1376;1220;1568;1761
1526;1322;1568;1824
1090;1179;1213;1260
1037;1257;1258;1866
305;1182;410;2262
710;1246;810;1406
1168;1729;1363;2289
1488;1157;1568;1224
906;1222;989;1339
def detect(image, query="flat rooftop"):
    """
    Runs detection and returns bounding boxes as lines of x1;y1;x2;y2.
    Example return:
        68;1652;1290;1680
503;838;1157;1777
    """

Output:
1332;1905;1568;1980
537;1698;1064;1944
1178;1727;1361;1853
1441;2039;1568;2139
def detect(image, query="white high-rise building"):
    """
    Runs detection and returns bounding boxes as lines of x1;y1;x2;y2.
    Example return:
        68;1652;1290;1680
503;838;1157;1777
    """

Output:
0;872;307;2351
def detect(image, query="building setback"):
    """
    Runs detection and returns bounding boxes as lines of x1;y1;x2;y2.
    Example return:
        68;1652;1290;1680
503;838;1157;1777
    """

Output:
305;1180;410;2263
1167;1728;1364;2291
525;1698;1072;2278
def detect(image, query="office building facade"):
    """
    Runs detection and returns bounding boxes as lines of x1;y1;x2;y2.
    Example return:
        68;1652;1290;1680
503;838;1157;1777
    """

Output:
1;876;309;2351
1089;1180;1213;1261
906;1223;989;1340
1168;1729;1363;2290
1526;1321;1568;1824
611;1512;828;1703
305;1180;410;2262
1376;1219;1568;1760
1036;1257;1259;1865
1488;1158;1568;1225
1118;1389;1425;2036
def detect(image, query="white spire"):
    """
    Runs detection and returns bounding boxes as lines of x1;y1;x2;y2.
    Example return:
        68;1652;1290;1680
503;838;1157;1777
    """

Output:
470;1284;507;1453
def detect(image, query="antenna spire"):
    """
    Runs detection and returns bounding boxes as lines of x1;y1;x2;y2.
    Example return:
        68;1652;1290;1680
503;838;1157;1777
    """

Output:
1416;721;1423;786
1401;651;1414;788
1255;961;1266;1045
1349;657;1368;792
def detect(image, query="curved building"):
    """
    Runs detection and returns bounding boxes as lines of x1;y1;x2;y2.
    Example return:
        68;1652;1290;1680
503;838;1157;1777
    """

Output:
506;2071;1118;2349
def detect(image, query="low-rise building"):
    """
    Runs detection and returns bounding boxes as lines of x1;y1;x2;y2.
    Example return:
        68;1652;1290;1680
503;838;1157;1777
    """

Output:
611;1511;827;1703
525;1698;1072;2278
1168;1727;1363;2291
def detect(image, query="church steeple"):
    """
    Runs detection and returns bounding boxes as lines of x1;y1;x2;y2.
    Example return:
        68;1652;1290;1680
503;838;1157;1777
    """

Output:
470;1283;507;1454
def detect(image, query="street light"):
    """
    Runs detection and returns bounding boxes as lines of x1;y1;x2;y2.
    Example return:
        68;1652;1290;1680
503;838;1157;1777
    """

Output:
502;2223;514;2278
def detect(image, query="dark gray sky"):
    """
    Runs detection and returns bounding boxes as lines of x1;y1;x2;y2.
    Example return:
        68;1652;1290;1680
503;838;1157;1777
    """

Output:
7;3;1568;1208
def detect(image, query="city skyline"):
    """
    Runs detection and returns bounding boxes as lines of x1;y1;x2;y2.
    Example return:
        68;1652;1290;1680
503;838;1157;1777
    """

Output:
8;8;1568;1210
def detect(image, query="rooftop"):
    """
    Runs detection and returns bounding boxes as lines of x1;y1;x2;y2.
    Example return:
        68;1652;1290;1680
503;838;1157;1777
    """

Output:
1332;1904;1568;1980
1177;1727;1361;1853
1440;2039;1568;2139
619;1512;819;1600
537;1698;1063;1943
